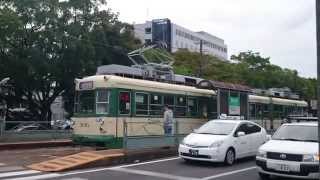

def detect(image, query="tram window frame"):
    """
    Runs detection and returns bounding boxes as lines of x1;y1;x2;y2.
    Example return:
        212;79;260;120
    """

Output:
150;94;163;116
74;91;80;113
175;96;187;117
96;89;110;114
187;97;198;116
75;90;95;114
119;91;131;115
164;95;174;107
135;92;149;116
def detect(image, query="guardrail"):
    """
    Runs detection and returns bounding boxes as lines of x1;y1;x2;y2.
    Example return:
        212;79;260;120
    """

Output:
0;121;72;142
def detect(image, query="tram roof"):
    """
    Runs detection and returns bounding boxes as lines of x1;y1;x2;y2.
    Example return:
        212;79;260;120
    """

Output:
197;80;252;92
75;75;216;97
249;95;308;107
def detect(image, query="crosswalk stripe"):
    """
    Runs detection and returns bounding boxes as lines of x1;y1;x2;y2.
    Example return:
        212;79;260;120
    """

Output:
0;170;40;178
0;166;25;172
3;173;61;180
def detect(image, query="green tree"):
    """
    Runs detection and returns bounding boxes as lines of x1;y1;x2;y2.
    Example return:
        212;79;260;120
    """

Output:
0;0;140;121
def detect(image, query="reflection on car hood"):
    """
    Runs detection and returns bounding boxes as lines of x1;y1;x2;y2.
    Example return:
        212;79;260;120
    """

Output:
184;133;227;147
260;140;318;155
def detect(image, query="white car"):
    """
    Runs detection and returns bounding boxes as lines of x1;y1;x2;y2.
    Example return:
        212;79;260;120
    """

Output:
179;119;268;165
256;122;319;180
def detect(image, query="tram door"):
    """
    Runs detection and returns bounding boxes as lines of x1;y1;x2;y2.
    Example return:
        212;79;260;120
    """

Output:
118;91;131;137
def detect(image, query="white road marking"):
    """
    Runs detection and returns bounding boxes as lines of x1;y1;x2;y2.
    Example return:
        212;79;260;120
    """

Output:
0;163;5;166
0;166;25;172
4;173;61;180
0;170;40;178
60;178;88;180
111;167;199;180
201;166;257;180
62;157;180;176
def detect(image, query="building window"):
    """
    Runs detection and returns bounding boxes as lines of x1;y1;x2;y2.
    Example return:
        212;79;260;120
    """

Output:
96;90;109;114
135;93;149;115
145;27;151;34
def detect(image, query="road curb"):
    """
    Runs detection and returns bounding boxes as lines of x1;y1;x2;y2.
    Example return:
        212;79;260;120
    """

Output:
0;140;73;150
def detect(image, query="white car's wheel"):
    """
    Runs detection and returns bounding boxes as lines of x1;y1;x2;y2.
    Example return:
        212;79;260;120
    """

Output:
224;148;235;165
258;172;270;180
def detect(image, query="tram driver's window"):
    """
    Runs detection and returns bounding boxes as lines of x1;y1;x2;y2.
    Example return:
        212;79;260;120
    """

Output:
78;90;95;114
119;92;130;115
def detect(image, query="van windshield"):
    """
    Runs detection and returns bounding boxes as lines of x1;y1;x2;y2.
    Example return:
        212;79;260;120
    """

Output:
272;125;318;142
194;121;237;135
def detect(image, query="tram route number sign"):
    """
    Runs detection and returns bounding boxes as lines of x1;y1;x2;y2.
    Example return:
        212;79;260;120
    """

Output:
79;81;93;90
229;96;240;115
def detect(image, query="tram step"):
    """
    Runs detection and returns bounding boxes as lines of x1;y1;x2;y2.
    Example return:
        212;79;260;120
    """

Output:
27;149;125;172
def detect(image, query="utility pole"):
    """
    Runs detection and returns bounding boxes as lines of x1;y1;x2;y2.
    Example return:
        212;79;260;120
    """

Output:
316;0;320;173
198;39;203;77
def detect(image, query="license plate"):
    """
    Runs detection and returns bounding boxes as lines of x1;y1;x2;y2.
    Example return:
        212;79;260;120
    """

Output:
267;162;292;172
189;149;199;156
277;164;290;172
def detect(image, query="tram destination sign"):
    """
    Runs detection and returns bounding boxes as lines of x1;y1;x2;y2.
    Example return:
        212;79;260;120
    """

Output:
79;81;93;90
229;96;240;115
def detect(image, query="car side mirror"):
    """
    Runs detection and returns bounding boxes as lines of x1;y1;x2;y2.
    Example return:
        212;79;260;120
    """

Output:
237;131;245;137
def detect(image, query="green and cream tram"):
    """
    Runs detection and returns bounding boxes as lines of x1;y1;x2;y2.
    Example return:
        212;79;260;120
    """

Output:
248;95;308;130
72;75;217;147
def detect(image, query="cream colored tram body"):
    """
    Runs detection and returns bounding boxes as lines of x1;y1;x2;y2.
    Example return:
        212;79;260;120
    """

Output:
72;75;216;148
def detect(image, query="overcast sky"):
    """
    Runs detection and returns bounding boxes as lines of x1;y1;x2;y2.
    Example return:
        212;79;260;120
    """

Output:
107;0;316;78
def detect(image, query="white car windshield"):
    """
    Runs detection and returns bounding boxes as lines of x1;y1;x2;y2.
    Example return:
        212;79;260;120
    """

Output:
194;121;237;135
272;125;318;142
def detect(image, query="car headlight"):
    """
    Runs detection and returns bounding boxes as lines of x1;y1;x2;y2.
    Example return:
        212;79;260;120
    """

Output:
303;154;319;162
180;138;187;145
257;150;267;158
209;140;224;148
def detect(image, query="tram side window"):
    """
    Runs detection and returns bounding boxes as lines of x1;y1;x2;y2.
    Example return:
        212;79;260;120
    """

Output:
175;96;187;117
76;91;95;114
135;93;149;115
164;95;174;109
150;94;163;116
96;90;109;114
187;98;198;116
249;104;256;119
119;92;131;115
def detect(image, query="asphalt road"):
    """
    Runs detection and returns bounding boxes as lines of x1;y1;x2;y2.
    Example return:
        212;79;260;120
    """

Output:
0;156;302;180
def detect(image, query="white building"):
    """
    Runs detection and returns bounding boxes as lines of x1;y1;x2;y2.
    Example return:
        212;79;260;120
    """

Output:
134;18;228;61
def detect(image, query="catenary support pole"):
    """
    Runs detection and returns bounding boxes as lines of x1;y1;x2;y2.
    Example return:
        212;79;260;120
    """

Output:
315;0;320;175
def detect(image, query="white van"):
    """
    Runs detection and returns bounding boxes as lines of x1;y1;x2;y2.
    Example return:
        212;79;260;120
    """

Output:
256;122;319;179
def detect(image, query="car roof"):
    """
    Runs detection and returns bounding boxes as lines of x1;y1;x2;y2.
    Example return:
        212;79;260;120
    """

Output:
283;121;318;126
210;119;252;124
